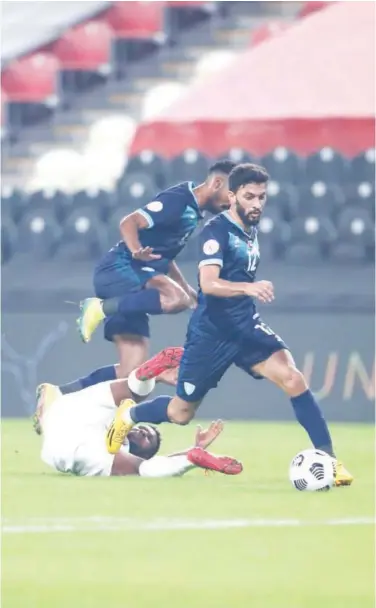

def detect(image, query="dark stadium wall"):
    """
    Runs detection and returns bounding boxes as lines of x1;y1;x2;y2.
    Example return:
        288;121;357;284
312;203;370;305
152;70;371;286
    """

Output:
2;310;374;422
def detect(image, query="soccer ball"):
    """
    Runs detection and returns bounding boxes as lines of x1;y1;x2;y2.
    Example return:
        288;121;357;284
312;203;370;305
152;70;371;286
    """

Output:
289;449;336;492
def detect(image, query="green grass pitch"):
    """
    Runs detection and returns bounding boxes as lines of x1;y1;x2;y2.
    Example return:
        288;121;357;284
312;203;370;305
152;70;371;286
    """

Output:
2;419;375;608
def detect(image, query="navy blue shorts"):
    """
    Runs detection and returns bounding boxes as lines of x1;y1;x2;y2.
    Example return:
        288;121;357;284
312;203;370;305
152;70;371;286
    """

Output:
93;255;168;342
177;318;288;402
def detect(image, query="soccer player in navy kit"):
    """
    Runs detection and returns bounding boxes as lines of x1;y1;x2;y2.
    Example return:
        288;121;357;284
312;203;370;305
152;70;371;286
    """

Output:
106;163;353;486
52;161;236;399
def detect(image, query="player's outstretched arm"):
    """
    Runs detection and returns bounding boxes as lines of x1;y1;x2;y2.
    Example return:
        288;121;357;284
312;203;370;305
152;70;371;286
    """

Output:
167;420;224;456
109;421;240;477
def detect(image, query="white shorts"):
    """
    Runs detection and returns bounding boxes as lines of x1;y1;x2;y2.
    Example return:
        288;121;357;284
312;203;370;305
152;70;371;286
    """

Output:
41;382;128;477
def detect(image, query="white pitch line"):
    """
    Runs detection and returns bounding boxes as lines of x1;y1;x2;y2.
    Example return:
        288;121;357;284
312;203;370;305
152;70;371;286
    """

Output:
2;517;374;534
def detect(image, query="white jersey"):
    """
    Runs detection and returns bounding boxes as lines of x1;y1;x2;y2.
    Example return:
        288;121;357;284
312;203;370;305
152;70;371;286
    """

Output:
41;382;129;477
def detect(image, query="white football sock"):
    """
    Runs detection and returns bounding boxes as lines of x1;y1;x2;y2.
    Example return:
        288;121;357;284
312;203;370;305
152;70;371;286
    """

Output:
127;369;156;397
139;455;195;478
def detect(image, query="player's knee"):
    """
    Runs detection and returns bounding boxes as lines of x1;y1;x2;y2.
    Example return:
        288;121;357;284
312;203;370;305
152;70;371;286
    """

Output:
167;402;195;425
160;288;190;314
280;366;307;396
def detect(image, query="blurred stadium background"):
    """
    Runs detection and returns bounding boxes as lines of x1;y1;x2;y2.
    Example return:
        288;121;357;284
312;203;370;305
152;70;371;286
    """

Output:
1;0;374;421
1;3;375;608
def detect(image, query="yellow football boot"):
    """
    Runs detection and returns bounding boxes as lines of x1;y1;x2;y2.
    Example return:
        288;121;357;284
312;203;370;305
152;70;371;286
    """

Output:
106;399;136;455
77;297;105;343
334;461;354;486
32;383;61;435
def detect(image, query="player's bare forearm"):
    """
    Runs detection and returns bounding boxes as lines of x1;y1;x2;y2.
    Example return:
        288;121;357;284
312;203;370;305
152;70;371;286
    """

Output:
168;261;193;294
199;265;274;303
119;211;147;253
203;277;250;298
200;265;248;298
168;261;197;305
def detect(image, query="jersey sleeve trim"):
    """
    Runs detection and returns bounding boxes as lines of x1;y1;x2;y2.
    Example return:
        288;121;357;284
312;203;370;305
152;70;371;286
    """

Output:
136;209;154;228
198;258;224;268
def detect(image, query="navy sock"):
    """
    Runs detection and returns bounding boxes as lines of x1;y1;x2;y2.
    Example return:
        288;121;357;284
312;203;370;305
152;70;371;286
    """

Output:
59;365;117;394
130;395;171;425
102;289;163;316
291;389;335;457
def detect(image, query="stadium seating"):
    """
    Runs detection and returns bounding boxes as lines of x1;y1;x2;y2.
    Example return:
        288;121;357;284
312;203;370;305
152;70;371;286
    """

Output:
283;217;336;263
1;219;18;264
297;182;345;219
72;189;117;221
303;148;348;185
53;21;113;73
2;142;374;265
59;208;107;260
1;1;374;267
261;148;301;185
1;187;28;224
117;172;157;209
124;151;169;190
169;150;211;184
331;207;374;262
349;149;375;183
1;53;59;103
258;213;291;260
266;181;299;221
105;1;165;41
107;208;128;249
105;1;166;71
26;189;72;223
18;208;62;259
218;149;258;164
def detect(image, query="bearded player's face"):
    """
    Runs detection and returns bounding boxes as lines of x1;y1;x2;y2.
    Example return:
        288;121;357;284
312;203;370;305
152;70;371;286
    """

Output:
229;182;267;227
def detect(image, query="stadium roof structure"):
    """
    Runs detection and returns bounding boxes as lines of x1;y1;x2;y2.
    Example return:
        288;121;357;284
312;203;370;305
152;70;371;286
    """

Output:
131;1;375;157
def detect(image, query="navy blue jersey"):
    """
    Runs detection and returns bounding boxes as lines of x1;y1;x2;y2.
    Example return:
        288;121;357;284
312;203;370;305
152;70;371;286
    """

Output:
111;182;203;264
192;212;260;338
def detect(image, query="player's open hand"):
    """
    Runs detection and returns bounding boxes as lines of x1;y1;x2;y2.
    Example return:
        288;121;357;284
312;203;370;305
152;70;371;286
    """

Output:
195;420;224;449
245;280;274;303
132;246;161;261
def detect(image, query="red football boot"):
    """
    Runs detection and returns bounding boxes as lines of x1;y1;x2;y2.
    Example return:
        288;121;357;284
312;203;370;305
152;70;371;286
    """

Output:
187;447;243;475
135;347;184;381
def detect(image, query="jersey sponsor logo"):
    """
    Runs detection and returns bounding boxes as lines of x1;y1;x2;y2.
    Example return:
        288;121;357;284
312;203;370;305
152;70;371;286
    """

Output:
203;239;220;255
184;382;196;395
141;267;155;272
146;201;163;212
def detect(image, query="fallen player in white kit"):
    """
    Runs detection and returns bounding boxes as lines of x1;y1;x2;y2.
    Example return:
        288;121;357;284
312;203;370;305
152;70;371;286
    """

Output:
37;349;243;478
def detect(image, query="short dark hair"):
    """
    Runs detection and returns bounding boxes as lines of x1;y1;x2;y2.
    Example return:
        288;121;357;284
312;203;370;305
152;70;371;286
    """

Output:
128;425;162;460
208;159;237;176
229;163;269;193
